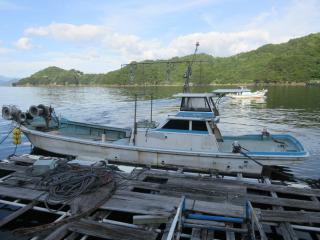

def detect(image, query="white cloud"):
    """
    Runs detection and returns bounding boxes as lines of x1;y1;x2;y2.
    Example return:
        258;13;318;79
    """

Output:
245;0;320;43
3;0;318;77
14;37;32;50
29;24;267;60
25;23;106;41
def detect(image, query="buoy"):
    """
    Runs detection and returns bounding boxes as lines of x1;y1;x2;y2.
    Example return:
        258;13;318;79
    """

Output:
12;128;21;145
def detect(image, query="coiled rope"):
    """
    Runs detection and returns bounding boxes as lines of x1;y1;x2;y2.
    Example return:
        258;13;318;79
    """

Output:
34;162;114;212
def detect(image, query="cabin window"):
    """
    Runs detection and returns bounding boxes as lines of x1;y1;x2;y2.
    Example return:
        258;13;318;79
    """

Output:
180;97;211;112
192;121;208;132
162;120;189;130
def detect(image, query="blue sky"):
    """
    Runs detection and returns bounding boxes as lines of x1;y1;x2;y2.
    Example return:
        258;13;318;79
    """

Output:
0;0;319;77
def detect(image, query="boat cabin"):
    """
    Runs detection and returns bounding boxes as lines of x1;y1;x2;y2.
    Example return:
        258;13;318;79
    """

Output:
135;93;223;152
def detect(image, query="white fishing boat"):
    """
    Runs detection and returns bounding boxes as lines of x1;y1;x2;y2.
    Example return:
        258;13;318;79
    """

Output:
213;87;268;99
1;43;308;175
2;92;308;175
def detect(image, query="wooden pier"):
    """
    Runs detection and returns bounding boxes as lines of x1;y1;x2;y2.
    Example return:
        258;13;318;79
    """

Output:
0;155;319;240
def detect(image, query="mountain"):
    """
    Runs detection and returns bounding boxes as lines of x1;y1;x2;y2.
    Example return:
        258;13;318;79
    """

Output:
16;33;320;86
0;75;17;86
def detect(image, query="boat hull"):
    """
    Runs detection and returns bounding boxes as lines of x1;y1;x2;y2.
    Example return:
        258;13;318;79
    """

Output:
21;126;307;175
227;90;268;99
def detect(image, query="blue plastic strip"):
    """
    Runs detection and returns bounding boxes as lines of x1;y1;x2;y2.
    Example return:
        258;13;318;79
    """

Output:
187;213;243;223
245;201;250;221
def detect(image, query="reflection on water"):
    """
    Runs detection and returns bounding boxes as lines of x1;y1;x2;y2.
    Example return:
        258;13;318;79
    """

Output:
0;86;319;179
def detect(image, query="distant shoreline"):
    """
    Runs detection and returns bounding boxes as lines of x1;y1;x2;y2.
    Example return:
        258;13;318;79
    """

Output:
12;82;308;87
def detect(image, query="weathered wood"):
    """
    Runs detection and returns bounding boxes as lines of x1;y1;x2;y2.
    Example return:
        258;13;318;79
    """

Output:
247;193;320;211
201;229;208;240
247;201;268;240
191;228;201;240
69;219;158;240
184;219;226;227
133;215;169;225
43;223;70;240
260;210;320;223
101;190;177;215
264;177;299;240
0;185;46;201
161;217;174;240
184;223;248;234
0;200;37;227
226;230;235;240
141;170;320;197
207;230;214;239
0;162;28;172
1;157;320;240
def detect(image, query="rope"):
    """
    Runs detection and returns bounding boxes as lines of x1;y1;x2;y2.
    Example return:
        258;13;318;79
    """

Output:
15;163;145;235
0;127;14;145
34;162;114;212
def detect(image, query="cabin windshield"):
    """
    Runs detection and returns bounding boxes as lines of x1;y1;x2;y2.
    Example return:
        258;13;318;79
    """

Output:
180;97;211;112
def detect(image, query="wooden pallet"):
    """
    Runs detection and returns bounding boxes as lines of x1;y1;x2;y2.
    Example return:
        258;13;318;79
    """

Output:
0;155;319;240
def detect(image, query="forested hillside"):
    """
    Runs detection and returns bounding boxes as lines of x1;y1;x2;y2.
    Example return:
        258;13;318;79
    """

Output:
16;33;320;86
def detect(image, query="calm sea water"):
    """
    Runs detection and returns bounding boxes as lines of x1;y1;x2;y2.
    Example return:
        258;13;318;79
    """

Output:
0;86;319;180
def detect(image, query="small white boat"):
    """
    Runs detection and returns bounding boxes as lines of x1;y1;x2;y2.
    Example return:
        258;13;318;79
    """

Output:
213;87;268;99
2;93;308;175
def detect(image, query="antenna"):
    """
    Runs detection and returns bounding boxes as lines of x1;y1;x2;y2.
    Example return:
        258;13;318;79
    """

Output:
183;42;200;93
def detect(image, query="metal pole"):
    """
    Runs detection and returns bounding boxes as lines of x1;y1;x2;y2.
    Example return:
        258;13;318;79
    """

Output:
183;42;200;93
150;95;153;124
200;61;202;85
133;95;137;145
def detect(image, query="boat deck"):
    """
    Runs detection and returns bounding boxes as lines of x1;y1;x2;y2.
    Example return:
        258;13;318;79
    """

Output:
219;137;299;153
0;155;319;240
49;129;130;144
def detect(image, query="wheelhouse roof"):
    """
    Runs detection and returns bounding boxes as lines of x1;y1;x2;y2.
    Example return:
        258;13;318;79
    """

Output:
167;112;220;122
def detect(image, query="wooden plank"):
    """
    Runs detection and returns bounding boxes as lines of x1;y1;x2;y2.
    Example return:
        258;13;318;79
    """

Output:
192;199;243;218
247;201;267;240
311;196;319;202
201;229;208;240
133;215;169;225
260;210;320;223
161;217;174;240
247;194;320;211
69;219;158;240
129;175;319;213
100;190;178;215
184;219;226;228
43;224;70;240
191;228;201;240
0;201;37;227
0;185;46;201
207;230;214;239
0;162;28;172
141;170;320;197
279;222;299;240
226;230;235;240
264;178;299;240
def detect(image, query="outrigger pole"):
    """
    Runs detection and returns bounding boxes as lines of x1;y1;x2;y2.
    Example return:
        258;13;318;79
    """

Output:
183;42;200;93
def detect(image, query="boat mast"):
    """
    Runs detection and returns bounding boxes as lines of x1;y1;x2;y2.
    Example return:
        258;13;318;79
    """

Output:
183;42;200;93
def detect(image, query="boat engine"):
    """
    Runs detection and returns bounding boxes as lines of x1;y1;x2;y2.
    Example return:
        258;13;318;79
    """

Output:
1;105;27;123
29;104;51;117
29;104;54;128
